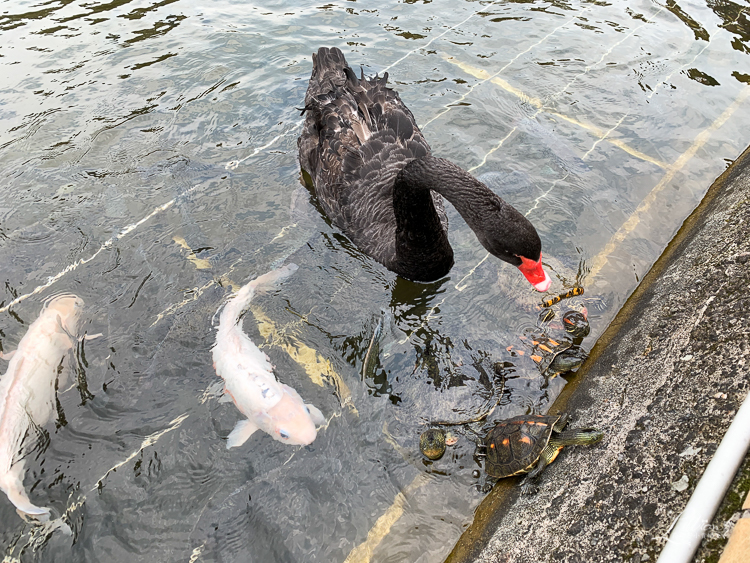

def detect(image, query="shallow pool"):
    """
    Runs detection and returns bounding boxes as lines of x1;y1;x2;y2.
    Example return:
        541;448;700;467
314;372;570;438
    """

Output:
1;0;749;561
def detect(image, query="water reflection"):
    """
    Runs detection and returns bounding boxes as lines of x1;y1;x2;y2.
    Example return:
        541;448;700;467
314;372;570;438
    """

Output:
1;0;750;560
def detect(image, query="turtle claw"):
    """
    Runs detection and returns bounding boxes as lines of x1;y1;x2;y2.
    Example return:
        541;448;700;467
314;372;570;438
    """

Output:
520;481;539;495
480;478;496;494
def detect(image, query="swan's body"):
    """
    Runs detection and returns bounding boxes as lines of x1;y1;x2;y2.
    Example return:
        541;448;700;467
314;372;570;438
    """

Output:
298;47;550;290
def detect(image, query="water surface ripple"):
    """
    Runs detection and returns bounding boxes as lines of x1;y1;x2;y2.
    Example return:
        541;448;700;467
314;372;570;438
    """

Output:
1;0;749;561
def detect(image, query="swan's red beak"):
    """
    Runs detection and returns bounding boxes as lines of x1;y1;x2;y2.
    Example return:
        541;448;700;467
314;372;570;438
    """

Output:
518;254;551;292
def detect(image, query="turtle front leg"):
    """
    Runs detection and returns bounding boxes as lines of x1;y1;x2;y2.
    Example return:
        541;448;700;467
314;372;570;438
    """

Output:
475;443;496;493
519;444;562;495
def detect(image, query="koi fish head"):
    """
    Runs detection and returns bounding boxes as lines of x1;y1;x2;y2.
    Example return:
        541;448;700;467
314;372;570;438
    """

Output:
264;385;324;446
45;294;84;330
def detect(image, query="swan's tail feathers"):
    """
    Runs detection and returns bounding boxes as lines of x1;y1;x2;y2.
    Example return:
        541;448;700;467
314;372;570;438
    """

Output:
313;47;349;75
310;47;352;97
0;462;51;521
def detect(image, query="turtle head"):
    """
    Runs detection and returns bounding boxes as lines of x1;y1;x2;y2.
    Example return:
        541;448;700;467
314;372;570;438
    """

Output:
575;429;604;445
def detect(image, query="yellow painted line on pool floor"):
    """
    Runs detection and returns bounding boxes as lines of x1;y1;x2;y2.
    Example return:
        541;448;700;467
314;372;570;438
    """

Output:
422;7;594;131
442;55;669;170
343;473;432;563
252;305;357;415
587;85;750;280
0;196;183;314
173;236;212;269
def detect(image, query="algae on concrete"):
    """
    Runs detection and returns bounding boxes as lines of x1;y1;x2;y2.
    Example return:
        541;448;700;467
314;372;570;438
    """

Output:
693;451;750;563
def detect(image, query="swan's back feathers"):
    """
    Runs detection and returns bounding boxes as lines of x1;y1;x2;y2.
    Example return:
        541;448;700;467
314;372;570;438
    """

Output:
299;47;444;262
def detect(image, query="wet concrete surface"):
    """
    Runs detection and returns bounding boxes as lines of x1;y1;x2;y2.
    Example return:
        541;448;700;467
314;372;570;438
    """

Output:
446;146;750;563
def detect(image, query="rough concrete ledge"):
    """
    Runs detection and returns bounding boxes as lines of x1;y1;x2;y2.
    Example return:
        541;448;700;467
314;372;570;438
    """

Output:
447;145;750;563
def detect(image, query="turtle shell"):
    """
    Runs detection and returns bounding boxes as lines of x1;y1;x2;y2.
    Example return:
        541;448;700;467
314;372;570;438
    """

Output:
547;348;587;374
483;414;560;478
520;335;572;374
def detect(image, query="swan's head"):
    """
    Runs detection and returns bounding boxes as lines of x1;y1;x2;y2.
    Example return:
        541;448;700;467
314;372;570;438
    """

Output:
518;254;551;292
470;193;551;291
477;220;551;291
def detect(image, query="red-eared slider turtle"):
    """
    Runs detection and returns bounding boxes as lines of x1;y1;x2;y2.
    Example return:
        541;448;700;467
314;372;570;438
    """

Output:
508;308;590;382
537;308;590;340
516;334;587;382
419;428;461;460
420;429;447;460
562;310;590;339
480;413;603;494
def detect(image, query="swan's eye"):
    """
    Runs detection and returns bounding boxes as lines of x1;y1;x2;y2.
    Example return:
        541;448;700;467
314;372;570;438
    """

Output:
279;429;290;440
304;406;310;414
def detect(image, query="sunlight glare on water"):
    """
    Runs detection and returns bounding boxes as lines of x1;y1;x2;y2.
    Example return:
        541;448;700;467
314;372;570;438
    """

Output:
1;0;749;561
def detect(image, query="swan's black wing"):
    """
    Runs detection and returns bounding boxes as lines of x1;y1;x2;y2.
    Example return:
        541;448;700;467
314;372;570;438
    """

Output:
298;47;447;263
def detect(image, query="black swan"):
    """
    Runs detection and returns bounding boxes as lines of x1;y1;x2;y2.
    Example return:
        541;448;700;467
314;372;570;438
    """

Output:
297;47;551;291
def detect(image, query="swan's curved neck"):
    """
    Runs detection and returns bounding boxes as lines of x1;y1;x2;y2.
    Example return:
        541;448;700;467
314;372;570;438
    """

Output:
394;156;541;273
396;156;488;227
391;158;454;281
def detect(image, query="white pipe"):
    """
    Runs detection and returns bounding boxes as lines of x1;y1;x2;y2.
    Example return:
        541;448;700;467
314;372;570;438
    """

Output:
657;390;750;563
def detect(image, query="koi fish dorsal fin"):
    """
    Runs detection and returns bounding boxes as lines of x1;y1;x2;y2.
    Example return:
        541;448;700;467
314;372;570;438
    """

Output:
226;419;259;449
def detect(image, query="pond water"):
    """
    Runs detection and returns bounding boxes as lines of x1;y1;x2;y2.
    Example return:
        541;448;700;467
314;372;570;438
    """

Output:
1;0;749;561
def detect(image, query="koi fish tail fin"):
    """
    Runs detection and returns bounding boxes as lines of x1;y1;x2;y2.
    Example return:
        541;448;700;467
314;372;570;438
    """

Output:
0;462;51;521
225;263;299;323
250;263;298;295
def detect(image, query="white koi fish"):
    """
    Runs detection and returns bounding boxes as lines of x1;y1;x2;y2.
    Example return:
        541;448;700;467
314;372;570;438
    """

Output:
212;264;325;448
0;294;85;519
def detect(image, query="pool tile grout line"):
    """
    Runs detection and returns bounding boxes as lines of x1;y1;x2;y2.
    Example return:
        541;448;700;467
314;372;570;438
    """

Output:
421;6;593;131
587;85;750;280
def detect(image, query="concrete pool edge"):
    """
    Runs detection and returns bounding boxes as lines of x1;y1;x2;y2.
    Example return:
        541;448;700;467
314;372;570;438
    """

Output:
444;143;750;563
